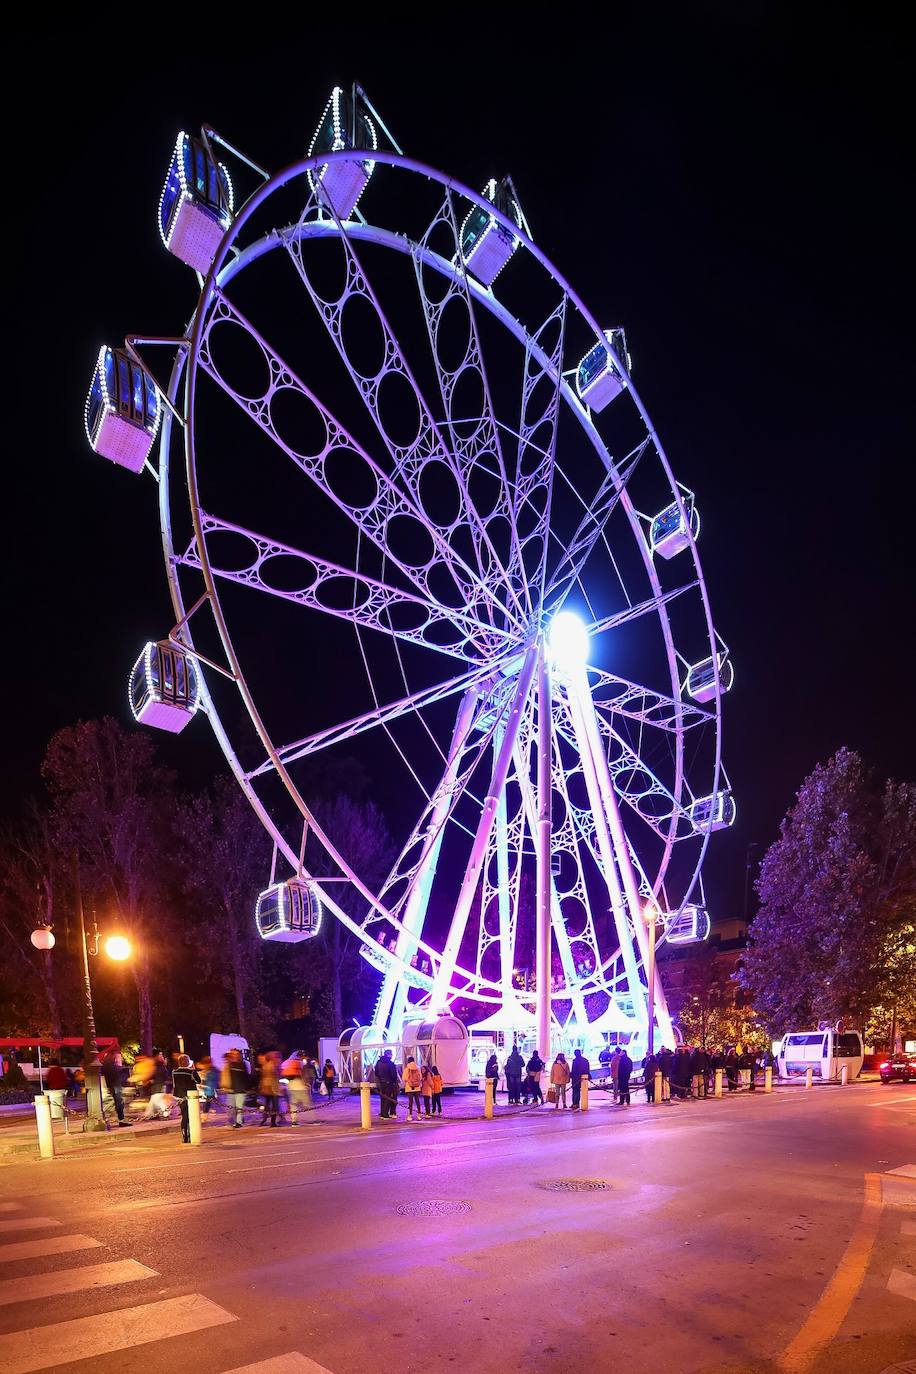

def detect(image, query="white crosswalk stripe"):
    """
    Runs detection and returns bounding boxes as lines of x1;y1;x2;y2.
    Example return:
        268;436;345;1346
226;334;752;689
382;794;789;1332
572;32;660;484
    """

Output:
887;1267;916;1301
0;1259;156;1307
0;1292;237;1374
888;1163;916;1177
223;1357;336;1374
0;1219;61;1234
0;1235;102;1265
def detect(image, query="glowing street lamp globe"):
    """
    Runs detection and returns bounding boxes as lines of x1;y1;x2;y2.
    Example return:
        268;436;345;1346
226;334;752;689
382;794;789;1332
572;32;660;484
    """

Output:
104;935;132;962
548;611;590;670
30;927;55;951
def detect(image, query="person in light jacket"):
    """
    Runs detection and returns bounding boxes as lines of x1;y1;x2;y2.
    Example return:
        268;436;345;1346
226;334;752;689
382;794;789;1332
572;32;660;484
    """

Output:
550;1053;571;1109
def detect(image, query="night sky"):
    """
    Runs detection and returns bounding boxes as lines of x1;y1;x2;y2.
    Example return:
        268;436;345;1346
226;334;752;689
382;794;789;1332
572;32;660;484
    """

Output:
8;13;913;921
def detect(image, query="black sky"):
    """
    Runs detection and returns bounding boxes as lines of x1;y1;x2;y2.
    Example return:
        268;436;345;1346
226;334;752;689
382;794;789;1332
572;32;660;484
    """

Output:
8;12;914;917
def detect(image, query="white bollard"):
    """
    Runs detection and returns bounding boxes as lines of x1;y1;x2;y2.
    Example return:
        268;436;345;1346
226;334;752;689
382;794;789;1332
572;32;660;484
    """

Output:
840;1063;849;1086
714;1068;723;1098
484;1077;494;1120
360;1081;372;1130
47;1089;66;1121
654;1071;662;1104
580;1076;589;1112
34;1094;55;1160
187;1090;202;1146
805;1068;813;1090
764;1066;773;1093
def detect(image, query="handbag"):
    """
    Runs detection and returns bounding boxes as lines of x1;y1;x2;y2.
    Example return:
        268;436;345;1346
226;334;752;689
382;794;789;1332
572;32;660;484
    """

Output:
546;1086;558;1104
319;1081;328;1096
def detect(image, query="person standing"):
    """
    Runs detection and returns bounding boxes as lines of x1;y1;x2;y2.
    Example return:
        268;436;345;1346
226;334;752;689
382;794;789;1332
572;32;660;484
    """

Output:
550;1053;571;1109
428;1063;443;1116
525;1050;545;1105
421;1064;435;1116
617;1048;633;1106
610;1046;622;1102
374;1049;399;1119
283;1051;310;1125
172;1055;201;1144
642;1051;658;1104
321;1058;337;1101
403;1056;424;1120
570;1048;590;1110
505;1043;525;1104
101;1049;130;1127
301;1055;319;1099
198;1056;219;1114
725;1047;739;1092
223;1049;249;1127
259;1051;283;1126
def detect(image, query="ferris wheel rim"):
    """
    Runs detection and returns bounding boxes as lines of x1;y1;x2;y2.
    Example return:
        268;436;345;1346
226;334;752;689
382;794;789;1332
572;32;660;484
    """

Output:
155;146;725;1003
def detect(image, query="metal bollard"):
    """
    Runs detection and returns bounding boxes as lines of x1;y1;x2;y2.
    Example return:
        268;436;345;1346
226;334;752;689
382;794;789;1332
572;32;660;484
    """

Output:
484;1077;494;1120
580;1076;589;1112
764;1066;773;1093
654;1071;662;1105
187;1090;202;1146
360;1081;372;1130
714;1068;723;1098
805;1068;813;1089
34;1093;55;1160
840;1064;849;1086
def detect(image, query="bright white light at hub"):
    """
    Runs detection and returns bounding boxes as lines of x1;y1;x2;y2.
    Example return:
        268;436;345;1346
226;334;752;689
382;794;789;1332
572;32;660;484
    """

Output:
548;611;590;668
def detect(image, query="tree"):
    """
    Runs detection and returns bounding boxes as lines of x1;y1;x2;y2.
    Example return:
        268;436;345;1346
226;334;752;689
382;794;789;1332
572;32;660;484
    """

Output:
0;807;64;1037
173;777;274;1045
739;748;916;1037
42;718;176;1053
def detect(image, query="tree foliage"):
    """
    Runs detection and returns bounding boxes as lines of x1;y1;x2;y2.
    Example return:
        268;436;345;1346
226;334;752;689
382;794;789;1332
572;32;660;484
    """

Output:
739;748;916;1037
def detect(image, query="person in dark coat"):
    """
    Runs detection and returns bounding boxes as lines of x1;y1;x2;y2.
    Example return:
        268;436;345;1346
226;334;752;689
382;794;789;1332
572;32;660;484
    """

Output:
485;1052;500;1104
101;1050;130;1126
657;1047;673;1101
617;1049;633;1105
172;1055;201;1143
672;1047;692;1101
570;1049;590;1110
690;1045;709;1098
505;1044;525;1104
642;1052;658;1104
525;1051;545;1105
374;1049;399;1119
725;1047;740;1092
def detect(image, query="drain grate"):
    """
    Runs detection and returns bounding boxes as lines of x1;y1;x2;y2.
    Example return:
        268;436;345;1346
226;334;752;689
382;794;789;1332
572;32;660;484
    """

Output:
396;1199;472;1217
538;1178;612;1193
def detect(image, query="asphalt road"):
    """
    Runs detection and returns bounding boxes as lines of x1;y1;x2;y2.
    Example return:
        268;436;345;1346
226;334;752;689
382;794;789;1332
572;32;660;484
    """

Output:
0;1082;914;1374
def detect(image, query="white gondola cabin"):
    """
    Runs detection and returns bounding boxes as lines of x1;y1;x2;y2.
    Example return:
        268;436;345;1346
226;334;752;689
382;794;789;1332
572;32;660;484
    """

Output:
129;641;200;733
665;904;711;945
650;496;700;559
308;86;377;220
575;327;631;412
85;346;161;472
255;879;322;943
459;177;523;287
688;790;736;832
158;132;234;273
685;651;734;704
401;1013;470;1087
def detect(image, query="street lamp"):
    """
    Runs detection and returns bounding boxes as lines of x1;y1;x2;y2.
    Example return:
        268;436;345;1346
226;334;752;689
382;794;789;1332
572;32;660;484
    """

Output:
29;856;133;1133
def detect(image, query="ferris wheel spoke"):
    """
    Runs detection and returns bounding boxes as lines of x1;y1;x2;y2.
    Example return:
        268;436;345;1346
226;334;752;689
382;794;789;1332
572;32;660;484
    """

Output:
587;667;713;733
412;192;531;620
199;291;516;636
282;216;528;631
511;298;568;611
246;656;506;782
181;511;511;664
584;581;699;641
543;439;651;611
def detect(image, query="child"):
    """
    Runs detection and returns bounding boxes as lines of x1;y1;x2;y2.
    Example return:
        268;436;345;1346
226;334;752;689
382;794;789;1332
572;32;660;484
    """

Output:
428;1063;443;1116
403;1056;423;1119
421;1064;434;1116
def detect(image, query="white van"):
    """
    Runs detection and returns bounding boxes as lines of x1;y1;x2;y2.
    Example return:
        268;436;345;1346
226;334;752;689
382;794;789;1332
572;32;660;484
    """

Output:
778;1029;863;1081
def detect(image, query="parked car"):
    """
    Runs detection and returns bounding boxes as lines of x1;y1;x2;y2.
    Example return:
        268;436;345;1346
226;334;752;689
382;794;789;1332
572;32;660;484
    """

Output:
879;1053;916;1083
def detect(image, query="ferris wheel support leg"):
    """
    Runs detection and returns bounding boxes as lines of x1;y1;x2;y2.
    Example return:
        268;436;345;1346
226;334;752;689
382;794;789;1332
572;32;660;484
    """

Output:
564;683;647;1031
494;739;516;1001
375;687;482;1038
431;646;539;1009
569;665;674;1047
535;647;553;1063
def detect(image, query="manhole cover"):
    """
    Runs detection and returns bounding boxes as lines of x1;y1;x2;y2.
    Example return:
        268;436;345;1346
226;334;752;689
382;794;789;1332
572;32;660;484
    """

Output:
538;1178;612;1193
396;1199;472;1217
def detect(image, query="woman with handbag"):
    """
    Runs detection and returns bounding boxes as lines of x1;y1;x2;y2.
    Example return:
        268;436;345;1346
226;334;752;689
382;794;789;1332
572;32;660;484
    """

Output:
550;1053;571;1109
321;1058;337;1100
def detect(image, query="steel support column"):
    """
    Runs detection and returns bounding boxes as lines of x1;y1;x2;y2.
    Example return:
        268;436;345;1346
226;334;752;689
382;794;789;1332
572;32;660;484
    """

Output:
535;644;552;1063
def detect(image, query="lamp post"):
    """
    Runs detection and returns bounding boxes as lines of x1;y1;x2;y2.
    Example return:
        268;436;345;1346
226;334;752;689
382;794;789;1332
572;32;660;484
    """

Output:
645;902;660;1058
31;856;132;1133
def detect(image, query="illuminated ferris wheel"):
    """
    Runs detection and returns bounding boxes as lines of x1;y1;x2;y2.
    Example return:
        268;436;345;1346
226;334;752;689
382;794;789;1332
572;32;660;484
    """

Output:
85;85;735;1054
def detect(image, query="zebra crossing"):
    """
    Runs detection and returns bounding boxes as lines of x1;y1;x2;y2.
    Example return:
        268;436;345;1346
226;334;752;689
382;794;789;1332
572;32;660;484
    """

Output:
0;1207;336;1374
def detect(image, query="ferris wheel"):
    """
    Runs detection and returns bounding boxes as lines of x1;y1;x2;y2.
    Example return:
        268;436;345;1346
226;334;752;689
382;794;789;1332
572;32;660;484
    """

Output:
85;85;735;1055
